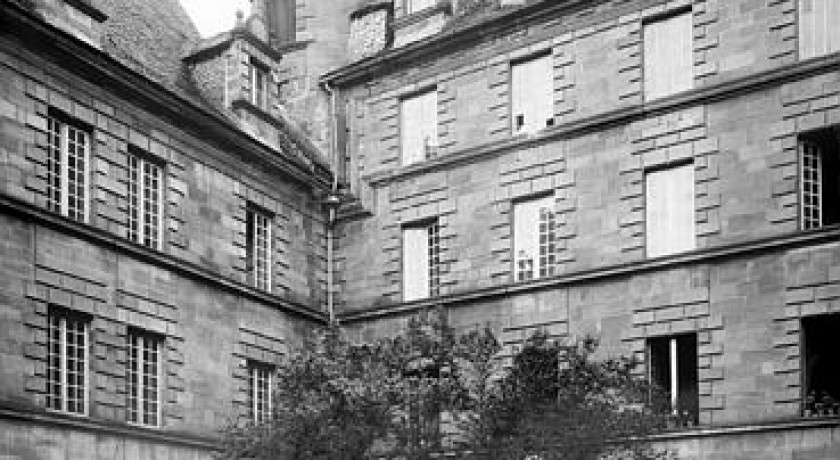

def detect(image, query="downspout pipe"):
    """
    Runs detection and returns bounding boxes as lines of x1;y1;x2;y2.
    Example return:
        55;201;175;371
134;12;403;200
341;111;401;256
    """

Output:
321;80;340;325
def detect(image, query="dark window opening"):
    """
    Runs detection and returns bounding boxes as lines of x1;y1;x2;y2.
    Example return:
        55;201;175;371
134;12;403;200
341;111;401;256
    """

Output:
648;333;699;427
800;128;840;229
803;315;840;417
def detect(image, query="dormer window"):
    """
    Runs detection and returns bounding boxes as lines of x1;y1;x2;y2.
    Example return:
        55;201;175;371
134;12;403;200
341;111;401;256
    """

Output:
249;57;270;111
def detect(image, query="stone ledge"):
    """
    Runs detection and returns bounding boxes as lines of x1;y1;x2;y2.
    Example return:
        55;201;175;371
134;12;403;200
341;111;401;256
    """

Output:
0;404;218;451
0;194;328;324
338;225;840;323
649;416;840;441
361;52;840;188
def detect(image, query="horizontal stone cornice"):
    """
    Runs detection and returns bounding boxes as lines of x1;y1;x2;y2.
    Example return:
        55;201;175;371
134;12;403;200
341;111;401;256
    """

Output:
0;404;219;451
0;195;329;324
362;52;840;188
338;225;840;323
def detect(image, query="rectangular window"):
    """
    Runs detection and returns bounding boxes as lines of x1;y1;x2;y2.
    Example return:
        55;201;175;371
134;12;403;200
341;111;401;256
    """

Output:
400;89;438;166
799;0;840;59
127;330;162;427
511;54;554;134
648;334;699;426
803;315;840;417
248;361;274;423
645;163;695;258
799;129;840;229
249;58;269;110
47;115;90;222
513;195;557;281
128;149;164;249
405;0;436;15
246;206;272;292
402;221;440;301
644;12;694;100
46;308;89;415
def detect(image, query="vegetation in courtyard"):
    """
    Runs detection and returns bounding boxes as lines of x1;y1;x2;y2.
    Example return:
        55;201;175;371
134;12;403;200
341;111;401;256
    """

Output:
220;311;674;460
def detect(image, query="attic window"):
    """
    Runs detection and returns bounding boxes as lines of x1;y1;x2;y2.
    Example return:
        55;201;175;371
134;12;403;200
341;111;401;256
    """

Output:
249;57;270;111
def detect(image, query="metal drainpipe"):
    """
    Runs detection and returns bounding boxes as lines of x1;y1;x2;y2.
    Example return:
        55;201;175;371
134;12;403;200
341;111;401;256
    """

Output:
322;80;339;325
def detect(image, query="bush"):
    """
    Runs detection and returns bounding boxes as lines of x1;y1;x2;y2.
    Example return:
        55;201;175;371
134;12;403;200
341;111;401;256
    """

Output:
220;313;673;460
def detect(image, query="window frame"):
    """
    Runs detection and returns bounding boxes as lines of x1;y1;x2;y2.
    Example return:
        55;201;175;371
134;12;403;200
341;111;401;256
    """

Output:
509;52;555;135
46;112;91;223
801;314;840;417
402;219;441;302
400;87;439;166
46;307;90;416
512;194;557;282
647;333;699;426
249;57;270;111
127;328;163;428
246;204;273;292
798;129;840;230
798;0;840;60
127;146;165;250
248;360;274;423
642;8;694;101
644;161;696;258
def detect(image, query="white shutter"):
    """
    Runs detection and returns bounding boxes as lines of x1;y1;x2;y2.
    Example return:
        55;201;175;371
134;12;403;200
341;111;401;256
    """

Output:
511;60;528;133
646;164;695;257
401;90;436;165
421;90;438;155
511;55;553;134
403;227;430;301
646;169;670;257
799;0;840;59
644;13;693;100
669;163;696;254
532;55;554;130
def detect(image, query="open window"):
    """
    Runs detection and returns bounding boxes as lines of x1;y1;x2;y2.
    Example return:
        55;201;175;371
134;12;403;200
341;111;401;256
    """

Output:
803;315;840;416
800;128;840;229
402;220;441;301
648;333;699;426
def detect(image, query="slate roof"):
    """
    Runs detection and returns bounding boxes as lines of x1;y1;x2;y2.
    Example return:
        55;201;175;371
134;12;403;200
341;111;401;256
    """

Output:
87;0;330;169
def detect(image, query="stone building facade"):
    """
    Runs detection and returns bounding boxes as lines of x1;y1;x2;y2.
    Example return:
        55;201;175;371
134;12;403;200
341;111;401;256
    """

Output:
3;0;840;459
323;0;840;458
0;0;334;457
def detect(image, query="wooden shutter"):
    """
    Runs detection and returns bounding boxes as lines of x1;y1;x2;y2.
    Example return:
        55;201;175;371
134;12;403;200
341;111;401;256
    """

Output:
800;0;840;59
401;95;423;165
531;56;554;130
421;90;438;156
511;55;553;134
646;163;695;257
401;90;436;165
403;227;430;301
644;13;693;100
